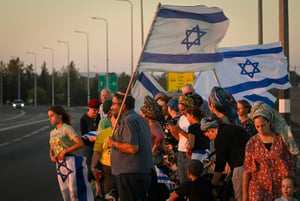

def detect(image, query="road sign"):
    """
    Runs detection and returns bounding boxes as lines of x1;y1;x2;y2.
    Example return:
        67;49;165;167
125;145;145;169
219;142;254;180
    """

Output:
99;75;118;93
167;72;194;92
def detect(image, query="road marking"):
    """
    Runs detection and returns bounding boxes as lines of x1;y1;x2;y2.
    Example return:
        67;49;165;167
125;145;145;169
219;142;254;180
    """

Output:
6;110;26;121
0;119;49;132
0;125;50;148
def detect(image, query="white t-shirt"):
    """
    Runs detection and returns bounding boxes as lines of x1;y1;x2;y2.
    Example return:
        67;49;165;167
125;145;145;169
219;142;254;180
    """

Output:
177;115;190;152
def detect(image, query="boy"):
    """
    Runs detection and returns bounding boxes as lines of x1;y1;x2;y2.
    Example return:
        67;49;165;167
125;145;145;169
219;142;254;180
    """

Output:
169;159;213;201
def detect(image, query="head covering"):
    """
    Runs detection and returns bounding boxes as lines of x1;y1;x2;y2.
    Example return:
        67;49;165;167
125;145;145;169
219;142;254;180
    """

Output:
167;98;179;112
178;96;194;107
141;95;163;120
102;99;112;114
88;99;100;108
250;101;299;156
200;117;218;132
154;91;166;101
209;86;239;125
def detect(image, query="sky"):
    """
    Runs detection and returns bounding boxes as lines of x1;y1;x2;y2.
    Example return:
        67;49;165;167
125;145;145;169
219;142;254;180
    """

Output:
0;0;299;75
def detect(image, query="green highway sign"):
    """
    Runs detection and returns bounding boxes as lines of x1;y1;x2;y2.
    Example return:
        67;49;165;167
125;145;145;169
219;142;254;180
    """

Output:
99;75;118;93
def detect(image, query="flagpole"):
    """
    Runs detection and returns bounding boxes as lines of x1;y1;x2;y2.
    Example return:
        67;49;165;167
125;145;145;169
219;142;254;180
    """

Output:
212;69;221;87
111;3;162;135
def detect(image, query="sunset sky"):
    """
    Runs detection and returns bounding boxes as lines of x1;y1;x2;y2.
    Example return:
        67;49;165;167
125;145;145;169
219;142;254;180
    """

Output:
0;0;299;75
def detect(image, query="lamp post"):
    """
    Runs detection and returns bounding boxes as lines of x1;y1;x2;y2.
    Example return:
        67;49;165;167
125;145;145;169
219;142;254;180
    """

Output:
57;40;71;106
116;0;133;75
42;47;55;106
10;56;21;99
91;17;109;89
74;30;90;103
25;51;37;107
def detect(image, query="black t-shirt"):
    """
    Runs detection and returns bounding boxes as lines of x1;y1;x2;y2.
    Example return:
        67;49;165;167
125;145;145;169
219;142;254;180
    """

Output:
188;123;210;151
80;113;100;146
214;123;250;172
175;176;213;201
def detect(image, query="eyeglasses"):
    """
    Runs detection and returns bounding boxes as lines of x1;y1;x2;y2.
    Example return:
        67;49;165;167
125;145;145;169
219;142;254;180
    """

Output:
184;92;193;96
112;102;122;106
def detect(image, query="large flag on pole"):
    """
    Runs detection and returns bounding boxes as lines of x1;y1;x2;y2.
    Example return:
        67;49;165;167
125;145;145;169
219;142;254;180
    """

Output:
138;4;229;72
194;42;290;106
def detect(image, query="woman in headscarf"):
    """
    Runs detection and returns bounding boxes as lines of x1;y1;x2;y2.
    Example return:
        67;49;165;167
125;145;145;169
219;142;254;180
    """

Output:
140;95;170;201
243;101;297;201
201;117;249;201
208;86;239;125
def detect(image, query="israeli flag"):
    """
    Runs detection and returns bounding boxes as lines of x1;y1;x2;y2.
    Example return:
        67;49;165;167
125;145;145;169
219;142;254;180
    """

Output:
194;42;290;106
138;4;229;72
82;131;98;139
155;165;174;191
56;156;94;201
131;72;165;113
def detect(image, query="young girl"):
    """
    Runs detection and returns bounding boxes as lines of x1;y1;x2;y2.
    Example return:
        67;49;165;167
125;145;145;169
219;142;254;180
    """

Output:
275;176;299;201
48;105;94;201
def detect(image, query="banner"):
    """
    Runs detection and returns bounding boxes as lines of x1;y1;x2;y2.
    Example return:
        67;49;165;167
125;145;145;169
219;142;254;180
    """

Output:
194;42;290;106
138;4;229;72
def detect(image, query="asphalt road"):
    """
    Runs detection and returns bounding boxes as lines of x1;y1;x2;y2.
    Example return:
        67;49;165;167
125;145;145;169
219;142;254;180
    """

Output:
0;106;87;201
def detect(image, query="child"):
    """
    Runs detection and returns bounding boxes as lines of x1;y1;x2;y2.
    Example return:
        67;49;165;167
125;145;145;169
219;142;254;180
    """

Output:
48;105;94;201
275;176;299;201
169;159;213;201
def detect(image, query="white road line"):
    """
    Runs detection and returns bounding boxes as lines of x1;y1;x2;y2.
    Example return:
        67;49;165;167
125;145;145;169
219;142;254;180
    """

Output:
6;110;26;121
0;119;49;132
0;125;50;148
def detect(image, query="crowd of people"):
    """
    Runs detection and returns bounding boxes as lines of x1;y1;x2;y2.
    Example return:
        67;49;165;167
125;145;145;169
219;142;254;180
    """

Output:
47;85;300;201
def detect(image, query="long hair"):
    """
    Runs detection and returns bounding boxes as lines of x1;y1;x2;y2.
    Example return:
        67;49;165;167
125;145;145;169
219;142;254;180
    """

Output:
48;105;71;125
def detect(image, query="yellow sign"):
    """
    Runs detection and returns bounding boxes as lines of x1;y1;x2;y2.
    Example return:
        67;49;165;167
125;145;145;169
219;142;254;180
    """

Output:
167;72;194;92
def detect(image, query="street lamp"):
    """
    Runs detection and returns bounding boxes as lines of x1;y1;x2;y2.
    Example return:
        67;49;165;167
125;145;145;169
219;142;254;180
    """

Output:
25;51;37;107
42;47;55;106
57;40;71;106
10;56;21;100
74;30;90;103
116;0;133;75
91;17;109;89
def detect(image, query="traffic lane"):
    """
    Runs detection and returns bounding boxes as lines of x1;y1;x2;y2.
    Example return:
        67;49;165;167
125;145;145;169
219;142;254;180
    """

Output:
0;118;50;146
0;107;87;201
0;125;63;201
0;107;49;129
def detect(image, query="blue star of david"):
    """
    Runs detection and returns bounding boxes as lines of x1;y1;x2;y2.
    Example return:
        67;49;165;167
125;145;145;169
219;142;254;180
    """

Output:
57;160;73;182
238;59;260;78
181;25;206;51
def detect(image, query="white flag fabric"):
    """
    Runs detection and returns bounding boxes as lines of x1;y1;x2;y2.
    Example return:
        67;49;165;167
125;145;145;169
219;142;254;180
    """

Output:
194;42;290;106
56;156;94;201
138;4;229;72
131;72;166;113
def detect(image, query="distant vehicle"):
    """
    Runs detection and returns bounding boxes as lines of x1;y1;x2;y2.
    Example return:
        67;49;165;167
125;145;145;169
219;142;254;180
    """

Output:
12;99;25;109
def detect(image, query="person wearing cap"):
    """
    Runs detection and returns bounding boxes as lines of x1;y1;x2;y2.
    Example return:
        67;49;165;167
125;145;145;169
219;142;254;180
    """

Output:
106;91;154;201
168;95;194;185
80;98;101;196
166;97;180;152
200;117;249;201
